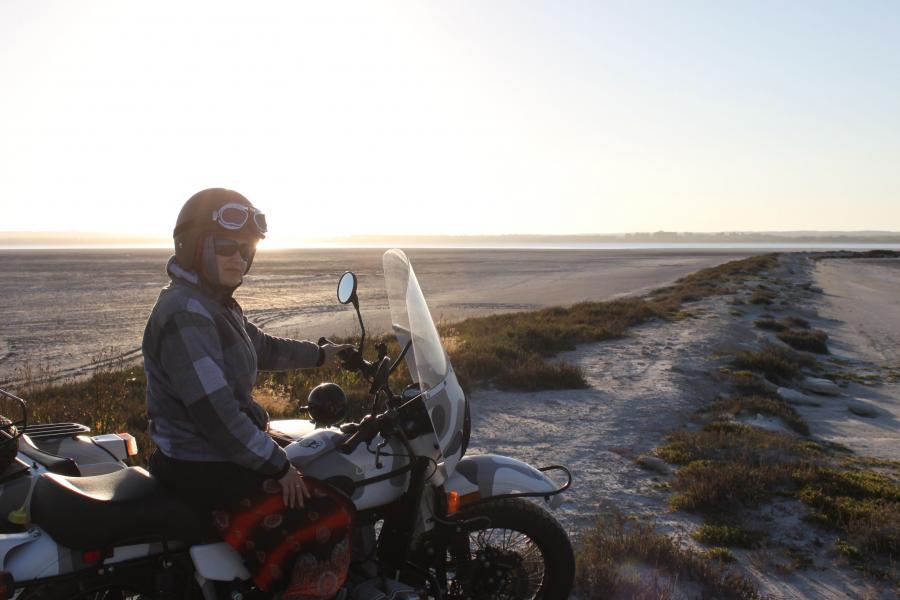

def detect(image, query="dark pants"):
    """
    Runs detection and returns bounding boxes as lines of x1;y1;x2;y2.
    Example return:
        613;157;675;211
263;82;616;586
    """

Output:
149;449;354;595
149;448;270;514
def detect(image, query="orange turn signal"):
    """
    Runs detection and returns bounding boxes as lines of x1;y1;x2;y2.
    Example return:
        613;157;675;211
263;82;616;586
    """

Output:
117;433;138;457
446;491;460;515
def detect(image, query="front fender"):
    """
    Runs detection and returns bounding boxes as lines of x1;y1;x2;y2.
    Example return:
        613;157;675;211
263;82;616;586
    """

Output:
444;454;565;509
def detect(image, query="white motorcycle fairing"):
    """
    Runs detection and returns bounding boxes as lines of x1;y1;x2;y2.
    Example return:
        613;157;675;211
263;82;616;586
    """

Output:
443;454;565;509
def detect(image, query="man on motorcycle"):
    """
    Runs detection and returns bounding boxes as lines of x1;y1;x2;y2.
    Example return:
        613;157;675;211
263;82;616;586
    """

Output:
142;188;354;596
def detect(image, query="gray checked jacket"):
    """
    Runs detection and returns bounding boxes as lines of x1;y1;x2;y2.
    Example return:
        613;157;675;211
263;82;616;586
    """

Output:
142;257;321;478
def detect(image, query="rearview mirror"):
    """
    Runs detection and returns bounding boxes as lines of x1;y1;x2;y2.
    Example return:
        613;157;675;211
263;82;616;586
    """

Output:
337;272;357;305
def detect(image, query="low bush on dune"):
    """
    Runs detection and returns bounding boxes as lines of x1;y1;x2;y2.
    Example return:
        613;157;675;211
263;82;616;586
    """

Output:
445;298;661;390
754;318;787;332
711;394;810;435
656;418;900;568
794;466;900;556
449;253;780;391
693;522;765;549
776;329;829;354
656;423;816;513
574;514;760;599
784;316;810;329
749;290;777;305
648;254;779;311
732;345;817;383
722;370;776;398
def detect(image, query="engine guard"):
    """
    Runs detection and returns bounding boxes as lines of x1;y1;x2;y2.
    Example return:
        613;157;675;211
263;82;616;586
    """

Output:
443;454;570;509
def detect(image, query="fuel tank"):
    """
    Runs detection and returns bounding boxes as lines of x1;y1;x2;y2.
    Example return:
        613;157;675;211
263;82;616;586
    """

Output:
284;429;410;511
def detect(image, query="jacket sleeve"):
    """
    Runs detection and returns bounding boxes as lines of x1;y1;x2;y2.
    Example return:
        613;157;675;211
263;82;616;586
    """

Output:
159;310;290;478
244;318;322;371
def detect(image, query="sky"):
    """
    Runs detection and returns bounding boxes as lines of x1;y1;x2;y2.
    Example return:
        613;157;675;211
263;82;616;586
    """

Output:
2;0;899;245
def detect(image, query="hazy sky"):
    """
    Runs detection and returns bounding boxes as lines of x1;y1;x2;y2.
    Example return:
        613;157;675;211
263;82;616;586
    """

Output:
2;1;899;243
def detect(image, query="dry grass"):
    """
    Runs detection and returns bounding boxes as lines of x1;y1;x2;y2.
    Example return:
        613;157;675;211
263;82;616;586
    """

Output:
784;316;810;329
12;361;153;464
693;522;765;549
656;423;816;513
749;290;777;305
777;330;829;354
732;345;817;383
657;415;900;569
448;253;779;391
711;394;810;435
795;466;900;556
445;298;661;390
722;370;776;398
574;514;760;599
754;318;787;332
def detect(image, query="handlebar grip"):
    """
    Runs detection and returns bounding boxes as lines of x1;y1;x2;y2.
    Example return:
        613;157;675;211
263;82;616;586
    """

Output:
339;415;378;454
319;337;356;360
340;429;365;454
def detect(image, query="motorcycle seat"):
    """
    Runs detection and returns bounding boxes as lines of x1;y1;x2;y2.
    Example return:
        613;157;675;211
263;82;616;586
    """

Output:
30;466;214;550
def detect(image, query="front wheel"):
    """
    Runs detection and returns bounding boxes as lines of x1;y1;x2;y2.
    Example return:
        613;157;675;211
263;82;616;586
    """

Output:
415;498;574;600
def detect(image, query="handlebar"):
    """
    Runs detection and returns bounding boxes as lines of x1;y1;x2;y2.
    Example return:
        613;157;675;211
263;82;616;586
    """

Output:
318;337;371;375
337;393;422;455
339;413;384;455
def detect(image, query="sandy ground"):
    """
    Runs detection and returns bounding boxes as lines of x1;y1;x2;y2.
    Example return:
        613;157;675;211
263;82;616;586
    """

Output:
467;253;900;599
814;258;900;366
785;258;900;463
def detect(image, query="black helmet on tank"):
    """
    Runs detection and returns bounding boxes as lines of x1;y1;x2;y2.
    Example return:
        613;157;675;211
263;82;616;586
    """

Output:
173;188;267;273
306;383;349;428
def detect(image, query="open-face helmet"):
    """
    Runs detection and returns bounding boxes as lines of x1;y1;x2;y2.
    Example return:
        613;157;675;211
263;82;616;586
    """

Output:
172;188;267;275
306;383;349;428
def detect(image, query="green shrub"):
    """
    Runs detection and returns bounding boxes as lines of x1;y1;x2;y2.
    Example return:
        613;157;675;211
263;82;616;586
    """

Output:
784;316;810;329
703;547;737;562
733;346;814;382
694;522;764;548
777;330;829;354
754;318;787;332
749;290;776;305
713;394;809;435
575;515;759;599
794;467;900;555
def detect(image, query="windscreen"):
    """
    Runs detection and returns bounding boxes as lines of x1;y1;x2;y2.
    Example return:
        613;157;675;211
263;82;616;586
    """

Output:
384;250;447;390
383;249;467;470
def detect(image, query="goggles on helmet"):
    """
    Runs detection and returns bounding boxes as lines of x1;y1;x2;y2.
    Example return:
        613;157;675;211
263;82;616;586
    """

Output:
212;203;268;236
213;237;257;262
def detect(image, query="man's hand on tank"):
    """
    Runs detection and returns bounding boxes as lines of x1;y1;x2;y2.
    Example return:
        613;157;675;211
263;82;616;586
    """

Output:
278;466;310;509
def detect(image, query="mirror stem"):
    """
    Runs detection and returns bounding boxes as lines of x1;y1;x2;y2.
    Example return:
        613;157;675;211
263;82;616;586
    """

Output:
352;298;366;353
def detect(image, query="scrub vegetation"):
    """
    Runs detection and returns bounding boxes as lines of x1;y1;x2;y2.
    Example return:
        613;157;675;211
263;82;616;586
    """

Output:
573;514;759;599
448;253;778;391
709;394;810;435
655;414;900;572
731;345;817;383
776;329;829;354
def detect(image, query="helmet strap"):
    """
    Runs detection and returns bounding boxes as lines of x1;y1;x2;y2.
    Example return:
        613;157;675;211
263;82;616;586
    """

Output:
198;235;222;287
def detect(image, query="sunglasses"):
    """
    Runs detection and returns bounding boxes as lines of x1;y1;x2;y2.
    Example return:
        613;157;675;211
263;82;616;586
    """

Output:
211;202;268;236
213;237;256;262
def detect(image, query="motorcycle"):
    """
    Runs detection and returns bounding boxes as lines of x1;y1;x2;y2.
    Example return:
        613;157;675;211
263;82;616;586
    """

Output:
0;248;574;599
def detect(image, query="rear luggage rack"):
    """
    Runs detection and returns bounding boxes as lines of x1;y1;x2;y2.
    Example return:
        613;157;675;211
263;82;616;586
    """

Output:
24;422;91;441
